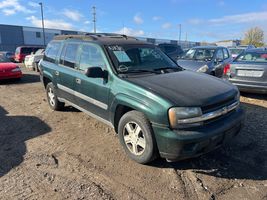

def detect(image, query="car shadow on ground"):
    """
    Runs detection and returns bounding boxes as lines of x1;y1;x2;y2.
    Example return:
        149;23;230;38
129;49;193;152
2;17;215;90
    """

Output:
151;101;267;181
0;106;51;177
60;106;81;113
0;73;40;85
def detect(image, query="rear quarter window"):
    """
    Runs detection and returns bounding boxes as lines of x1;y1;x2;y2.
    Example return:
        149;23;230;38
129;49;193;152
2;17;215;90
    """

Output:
44;42;62;63
59;43;79;68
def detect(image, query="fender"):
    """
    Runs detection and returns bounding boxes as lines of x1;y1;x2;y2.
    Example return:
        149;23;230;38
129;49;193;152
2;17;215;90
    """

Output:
109;93;170;126
42;70;53;81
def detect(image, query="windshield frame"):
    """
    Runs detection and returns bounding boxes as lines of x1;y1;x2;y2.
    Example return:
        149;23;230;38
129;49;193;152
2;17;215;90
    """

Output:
105;44;182;75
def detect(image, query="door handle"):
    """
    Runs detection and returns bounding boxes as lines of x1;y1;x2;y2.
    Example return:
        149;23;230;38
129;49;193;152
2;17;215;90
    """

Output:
55;71;59;76
76;78;81;84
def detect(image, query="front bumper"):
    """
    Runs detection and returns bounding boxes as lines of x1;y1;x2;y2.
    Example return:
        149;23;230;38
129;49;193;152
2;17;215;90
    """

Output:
152;108;244;160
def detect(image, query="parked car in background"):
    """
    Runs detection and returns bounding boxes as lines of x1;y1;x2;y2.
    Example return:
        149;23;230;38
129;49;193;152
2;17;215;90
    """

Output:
228;47;245;59
177;46;232;77
39;34;243;164
158;43;184;61
229;45;256;59
224;48;267;94
0;51;15;62
14;46;43;63
24;48;45;71
0;55;22;80
238;45;256;49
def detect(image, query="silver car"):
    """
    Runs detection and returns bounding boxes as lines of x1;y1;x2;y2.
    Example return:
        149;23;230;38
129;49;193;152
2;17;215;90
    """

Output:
225;48;267;94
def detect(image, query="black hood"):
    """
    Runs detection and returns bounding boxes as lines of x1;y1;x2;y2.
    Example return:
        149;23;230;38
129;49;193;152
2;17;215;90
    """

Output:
177;60;212;71
127;71;237;107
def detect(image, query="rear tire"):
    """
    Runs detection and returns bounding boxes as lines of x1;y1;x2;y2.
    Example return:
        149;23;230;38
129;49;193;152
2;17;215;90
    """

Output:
46;82;65;111
118;111;158;164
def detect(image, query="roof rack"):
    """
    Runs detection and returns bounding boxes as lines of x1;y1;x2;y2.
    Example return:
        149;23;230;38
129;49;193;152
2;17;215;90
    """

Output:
85;33;138;40
53;33;138;41
53;34;97;41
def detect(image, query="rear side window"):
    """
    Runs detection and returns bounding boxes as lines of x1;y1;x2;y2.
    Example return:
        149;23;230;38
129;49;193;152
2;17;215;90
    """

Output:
216;49;224;60
60;43;79;68
44;42;61;63
78;44;106;71
236;52;267;63
223;48;229;59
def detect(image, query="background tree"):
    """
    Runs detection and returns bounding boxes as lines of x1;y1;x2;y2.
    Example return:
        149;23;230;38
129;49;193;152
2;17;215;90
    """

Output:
242;27;265;47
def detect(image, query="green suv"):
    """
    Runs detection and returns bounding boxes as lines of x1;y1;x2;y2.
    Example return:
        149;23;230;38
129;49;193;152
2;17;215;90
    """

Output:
39;34;244;164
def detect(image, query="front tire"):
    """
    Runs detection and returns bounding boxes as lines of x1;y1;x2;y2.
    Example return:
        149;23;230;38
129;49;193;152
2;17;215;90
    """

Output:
46;82;65;111
118;111;158;164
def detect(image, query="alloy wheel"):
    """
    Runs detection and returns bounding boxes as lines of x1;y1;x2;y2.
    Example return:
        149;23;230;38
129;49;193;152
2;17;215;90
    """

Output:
123;122;146;156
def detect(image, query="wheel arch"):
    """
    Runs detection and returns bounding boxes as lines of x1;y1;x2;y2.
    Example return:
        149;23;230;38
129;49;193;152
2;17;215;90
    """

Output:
111;94;155;134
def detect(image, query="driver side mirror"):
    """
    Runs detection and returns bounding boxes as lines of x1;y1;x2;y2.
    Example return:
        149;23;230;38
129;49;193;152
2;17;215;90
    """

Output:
85;67;107;79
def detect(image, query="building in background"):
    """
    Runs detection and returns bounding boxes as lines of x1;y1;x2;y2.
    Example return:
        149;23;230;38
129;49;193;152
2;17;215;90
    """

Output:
0;24;199;52
215;40;242;47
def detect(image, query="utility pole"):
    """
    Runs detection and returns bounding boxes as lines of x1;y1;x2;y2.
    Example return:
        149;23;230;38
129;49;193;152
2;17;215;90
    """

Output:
185;32;188;48
39;2;46;46
179;24;182;45
92;6;96;33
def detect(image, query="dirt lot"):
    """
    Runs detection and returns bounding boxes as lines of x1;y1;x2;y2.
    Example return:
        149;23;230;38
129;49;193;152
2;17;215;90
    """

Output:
0;67;266;200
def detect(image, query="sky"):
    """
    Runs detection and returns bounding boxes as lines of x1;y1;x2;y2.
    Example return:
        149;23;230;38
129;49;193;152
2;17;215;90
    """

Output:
0;0;267;42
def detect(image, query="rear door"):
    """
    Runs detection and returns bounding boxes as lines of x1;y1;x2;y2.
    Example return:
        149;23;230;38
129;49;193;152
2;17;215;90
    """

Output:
74;43;111;120
56;42;80;103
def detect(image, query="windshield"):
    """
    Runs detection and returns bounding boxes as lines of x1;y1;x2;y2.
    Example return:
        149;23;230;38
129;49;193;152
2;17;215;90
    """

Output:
0;56;9;63
181;48;215;61
107;44;180;74
236;51;267;63
230;48;244;55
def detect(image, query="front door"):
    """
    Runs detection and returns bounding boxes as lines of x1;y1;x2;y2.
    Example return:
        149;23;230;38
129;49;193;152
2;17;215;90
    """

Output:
74;43;111;121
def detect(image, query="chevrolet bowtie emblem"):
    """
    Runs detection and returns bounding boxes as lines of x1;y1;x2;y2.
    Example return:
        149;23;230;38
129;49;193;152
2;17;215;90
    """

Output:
222;107;228;115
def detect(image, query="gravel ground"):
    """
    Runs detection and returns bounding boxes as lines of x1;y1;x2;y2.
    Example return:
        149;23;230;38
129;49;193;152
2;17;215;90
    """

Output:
0;67;266;200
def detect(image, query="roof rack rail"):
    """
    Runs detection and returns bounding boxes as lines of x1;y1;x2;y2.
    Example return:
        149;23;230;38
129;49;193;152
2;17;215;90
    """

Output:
53;34;97;41
85;33;138;40
53;33;139;41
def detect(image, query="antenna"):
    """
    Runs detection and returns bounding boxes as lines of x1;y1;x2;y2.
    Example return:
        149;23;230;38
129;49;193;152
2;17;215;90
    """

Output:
92;6;96;33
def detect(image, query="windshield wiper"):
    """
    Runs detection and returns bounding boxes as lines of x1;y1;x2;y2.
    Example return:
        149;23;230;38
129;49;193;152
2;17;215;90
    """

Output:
154;67;181;71
120;69;161;74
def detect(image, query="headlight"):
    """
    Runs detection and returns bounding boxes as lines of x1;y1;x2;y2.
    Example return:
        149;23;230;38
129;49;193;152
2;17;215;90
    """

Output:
11;67;21;72
197;65;209;73
169;107;202;128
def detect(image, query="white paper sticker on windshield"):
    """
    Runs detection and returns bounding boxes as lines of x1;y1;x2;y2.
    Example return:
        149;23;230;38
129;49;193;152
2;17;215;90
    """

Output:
113;51;131;62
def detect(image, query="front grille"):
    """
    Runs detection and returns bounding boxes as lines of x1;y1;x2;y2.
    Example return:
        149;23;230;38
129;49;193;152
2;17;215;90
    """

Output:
202;96;236;114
